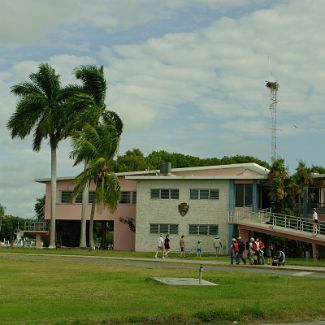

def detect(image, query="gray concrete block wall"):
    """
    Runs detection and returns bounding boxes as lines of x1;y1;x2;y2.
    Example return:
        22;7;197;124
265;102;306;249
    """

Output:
135;179;230;253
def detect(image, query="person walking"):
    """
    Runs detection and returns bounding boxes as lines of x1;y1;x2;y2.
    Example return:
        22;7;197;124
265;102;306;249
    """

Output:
196;240;203;257
265;242;274;265
312;208;319;235
213;236;222;257
155;234;165;258
179;235;185;257
230;238;239;264
258;238;265;265
248;237;255;265
164;234;171;257
237;236;246;264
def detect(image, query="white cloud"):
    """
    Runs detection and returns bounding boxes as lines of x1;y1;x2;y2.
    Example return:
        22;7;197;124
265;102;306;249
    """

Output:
1;0;325;217
0;0;76;45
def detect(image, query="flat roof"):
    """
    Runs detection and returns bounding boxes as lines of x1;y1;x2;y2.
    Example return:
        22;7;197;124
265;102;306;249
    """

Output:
35;162;269;183
126;175;266;180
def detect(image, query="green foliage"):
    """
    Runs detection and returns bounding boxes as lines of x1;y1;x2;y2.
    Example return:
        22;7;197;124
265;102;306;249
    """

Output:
0;215;27;241
7;63;69;150
115;149;147;172
72;123;121;212
119;217;136;232
310;165;325;174
114;149;271;172
34;195;45;220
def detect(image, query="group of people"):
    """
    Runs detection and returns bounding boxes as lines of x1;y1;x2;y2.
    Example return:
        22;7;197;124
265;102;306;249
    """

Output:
154;234;285;266
154;234;204;258
229;237;247;264
230;236;285;266
155;234;186;258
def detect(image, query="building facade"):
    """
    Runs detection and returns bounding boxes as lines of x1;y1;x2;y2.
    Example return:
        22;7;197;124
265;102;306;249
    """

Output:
37;163;270;252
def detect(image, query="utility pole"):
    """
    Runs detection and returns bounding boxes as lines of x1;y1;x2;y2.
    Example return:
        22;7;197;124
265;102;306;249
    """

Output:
265;81;279;163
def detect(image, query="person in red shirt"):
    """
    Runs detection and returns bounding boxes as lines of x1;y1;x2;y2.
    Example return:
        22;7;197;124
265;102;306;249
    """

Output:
230;238;239;264
257;238;265;265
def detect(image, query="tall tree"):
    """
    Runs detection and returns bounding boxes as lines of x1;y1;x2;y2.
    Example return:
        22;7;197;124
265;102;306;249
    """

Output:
267;159;288;213
67;65;123;248
7;63;71;248
293;161;313;216
34;196;45;220
71;123;121;250
115;148;147;172
0;204;5;236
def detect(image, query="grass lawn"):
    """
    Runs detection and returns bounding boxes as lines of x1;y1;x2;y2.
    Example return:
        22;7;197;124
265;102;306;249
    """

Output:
0;252;324;324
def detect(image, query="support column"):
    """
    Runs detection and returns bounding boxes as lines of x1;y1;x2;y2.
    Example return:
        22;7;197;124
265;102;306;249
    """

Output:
228;180;235;249
35;234;42;248
252;180;258;212
238;227;249;244
312;242;317;262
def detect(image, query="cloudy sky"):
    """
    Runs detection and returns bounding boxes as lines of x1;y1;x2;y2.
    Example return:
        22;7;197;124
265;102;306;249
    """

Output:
0;0;324;218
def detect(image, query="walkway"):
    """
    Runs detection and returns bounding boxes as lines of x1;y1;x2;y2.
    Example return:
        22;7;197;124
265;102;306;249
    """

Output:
1;252;325;278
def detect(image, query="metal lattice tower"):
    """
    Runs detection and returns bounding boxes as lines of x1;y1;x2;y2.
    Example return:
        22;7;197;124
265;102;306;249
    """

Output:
265;81;279;163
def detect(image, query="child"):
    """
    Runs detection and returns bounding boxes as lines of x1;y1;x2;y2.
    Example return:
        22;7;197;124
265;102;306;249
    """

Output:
179;235;185;257
196;240;202;257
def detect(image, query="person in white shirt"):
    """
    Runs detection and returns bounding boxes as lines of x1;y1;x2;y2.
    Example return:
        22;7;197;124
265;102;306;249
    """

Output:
312;208;318;235
155;234;165;258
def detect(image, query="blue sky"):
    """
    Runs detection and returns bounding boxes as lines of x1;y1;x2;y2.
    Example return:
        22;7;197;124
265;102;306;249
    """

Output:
0;0;324;217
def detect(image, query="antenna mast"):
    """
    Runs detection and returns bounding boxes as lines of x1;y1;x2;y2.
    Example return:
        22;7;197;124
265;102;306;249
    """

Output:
265;80;279;163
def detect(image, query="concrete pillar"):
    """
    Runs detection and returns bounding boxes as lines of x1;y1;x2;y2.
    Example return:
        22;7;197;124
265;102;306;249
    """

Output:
35;234;42;248
228;180;235;248
238;227;249;244
252;180;258;212
312;242;317;262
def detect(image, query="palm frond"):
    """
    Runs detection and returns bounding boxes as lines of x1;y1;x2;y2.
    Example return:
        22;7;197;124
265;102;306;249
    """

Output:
102;110;123;136
11;82;41;96
29;63;61;100
74;65;106;105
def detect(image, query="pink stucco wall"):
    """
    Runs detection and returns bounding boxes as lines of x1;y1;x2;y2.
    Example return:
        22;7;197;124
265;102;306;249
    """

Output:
43;176;137;250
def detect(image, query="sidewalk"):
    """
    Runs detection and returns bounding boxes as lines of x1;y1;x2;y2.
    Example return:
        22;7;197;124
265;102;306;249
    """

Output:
1;251;325;273
100;256;325;273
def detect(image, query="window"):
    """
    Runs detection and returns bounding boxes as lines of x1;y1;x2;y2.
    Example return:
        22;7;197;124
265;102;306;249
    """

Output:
89;191;96;204
189;224;218;235
150;189;179;199
119;191;137;204
150;224;179;234
190;189;219;200
75;193;82;204
235;184;253;207
61;191;73;203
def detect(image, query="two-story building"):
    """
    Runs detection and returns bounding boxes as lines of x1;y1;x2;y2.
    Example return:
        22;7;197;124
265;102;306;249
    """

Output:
37;162;271;252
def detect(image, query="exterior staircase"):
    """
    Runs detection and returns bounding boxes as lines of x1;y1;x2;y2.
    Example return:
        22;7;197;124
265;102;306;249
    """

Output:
228;208;325;247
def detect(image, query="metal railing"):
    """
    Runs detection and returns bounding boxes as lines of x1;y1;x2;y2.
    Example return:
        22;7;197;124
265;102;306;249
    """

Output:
24;221;48;232
228;208;325;236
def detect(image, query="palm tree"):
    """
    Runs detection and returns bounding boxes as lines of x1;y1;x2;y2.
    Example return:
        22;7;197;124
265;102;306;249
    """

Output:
71;123;121;250
293;161;313;217
66;65;123;248
7;63;70;248
0;204;5;236
267;159;288;213
34;196;45;220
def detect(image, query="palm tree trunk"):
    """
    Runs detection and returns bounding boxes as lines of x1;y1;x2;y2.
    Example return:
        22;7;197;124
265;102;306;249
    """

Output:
48;147;57;249
79;164;88;248
89;194;96;250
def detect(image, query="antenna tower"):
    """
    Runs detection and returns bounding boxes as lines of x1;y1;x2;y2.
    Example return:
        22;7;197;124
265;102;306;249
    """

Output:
265;80;279;163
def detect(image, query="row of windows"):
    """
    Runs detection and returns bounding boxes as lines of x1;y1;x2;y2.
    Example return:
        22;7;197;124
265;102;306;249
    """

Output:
150;188;219;200
60;191;136;204
150;223;218;236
